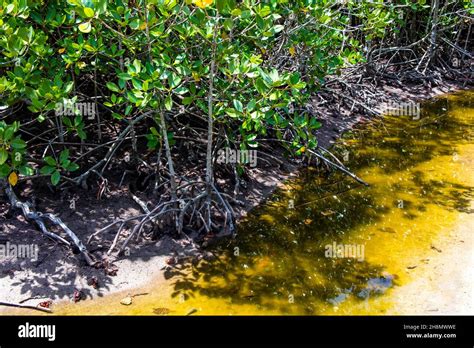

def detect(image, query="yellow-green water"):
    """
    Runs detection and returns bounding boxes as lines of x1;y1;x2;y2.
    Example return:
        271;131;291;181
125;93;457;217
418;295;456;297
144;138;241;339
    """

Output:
56;90;474;315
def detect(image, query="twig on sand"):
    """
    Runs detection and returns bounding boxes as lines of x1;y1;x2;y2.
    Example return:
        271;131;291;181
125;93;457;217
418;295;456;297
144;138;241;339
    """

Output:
0;301;52;313
19;296;49;304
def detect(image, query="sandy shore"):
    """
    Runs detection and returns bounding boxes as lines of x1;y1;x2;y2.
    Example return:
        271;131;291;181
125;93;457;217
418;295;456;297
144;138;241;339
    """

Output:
385;194;473;313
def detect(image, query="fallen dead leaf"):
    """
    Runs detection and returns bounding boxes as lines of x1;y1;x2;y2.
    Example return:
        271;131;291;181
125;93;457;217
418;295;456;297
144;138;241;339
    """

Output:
87;276;99;289
321;210;335;216
73;289;84;303
166;257;177;265
38;300;53;309
120;295;133;306
153;307;171;315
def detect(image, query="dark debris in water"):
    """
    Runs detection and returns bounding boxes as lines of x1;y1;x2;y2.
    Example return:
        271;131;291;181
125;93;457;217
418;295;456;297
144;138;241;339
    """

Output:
357;275;395;299
153;307;172;315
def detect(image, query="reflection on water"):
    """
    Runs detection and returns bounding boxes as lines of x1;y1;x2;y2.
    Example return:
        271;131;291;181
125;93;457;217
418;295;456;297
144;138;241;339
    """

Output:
57;90;473;315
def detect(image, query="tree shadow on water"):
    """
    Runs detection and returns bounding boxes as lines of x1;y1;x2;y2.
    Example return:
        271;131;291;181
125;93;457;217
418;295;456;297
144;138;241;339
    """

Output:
165;93;473;314
166;184;396;314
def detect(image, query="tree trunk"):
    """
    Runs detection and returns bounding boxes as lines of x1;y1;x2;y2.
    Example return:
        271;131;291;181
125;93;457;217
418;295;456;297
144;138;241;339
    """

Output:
428;0;440;62
159;109;177;202
205;16;218;198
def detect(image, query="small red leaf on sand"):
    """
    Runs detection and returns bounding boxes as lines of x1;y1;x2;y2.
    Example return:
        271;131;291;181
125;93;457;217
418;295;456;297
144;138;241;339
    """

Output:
87;276;99;289
166;257;176;265
73;289;84;303
38;300;53;308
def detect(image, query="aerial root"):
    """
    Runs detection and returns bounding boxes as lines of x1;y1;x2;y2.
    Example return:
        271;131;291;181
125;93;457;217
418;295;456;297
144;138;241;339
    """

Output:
1;181;96;266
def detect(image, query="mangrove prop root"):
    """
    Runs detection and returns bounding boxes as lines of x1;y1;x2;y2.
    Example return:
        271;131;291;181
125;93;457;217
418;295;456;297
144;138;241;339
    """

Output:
308;149;370;187
99;182;236;256
1;181;96;266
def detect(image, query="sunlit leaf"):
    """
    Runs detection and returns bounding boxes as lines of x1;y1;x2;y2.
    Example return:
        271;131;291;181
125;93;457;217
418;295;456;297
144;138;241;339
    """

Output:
78;22;92;33
8;171;18;186
83;7;95;18
193;0;213;9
